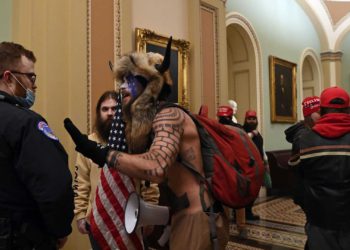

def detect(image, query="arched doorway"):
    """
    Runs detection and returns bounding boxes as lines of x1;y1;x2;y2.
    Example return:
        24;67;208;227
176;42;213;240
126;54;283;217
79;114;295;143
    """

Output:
299;49;323;116
302;56;321;97
226;13;262;128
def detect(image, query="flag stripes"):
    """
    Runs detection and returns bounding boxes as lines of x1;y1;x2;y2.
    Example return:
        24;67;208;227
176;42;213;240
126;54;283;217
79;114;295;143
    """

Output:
90;94;143;250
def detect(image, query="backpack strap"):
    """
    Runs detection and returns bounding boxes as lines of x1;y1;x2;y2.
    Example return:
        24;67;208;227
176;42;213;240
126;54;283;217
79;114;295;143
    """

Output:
159;182;190;213
180;159;210;211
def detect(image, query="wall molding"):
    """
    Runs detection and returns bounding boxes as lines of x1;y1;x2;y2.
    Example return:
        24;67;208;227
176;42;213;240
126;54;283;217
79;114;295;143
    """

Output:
201;3;220;108
320;50;343;61
87;0;121;132
87;0;92;132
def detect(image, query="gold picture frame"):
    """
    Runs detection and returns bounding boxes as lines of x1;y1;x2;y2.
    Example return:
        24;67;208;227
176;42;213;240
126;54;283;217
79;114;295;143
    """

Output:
135;28;190;108
269;56;297;123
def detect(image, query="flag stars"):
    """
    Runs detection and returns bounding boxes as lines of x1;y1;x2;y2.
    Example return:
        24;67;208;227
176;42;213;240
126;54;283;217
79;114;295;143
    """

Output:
107;97;128;153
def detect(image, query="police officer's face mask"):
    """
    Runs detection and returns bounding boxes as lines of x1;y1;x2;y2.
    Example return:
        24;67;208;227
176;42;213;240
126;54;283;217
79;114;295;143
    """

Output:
9;73;36;108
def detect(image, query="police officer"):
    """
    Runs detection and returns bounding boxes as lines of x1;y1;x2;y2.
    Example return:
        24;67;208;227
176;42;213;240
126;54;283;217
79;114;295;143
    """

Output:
0;42;74;249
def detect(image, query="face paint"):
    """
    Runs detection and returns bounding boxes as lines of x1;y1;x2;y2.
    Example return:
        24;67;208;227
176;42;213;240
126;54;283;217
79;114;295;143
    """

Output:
125;74;139;98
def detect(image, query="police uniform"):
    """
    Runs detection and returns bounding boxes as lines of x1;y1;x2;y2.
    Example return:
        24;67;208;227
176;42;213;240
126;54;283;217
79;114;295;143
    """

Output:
0;91;74;249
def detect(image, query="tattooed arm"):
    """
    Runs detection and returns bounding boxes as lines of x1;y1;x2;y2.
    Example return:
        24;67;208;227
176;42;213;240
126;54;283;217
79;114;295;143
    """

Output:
107;107;185;183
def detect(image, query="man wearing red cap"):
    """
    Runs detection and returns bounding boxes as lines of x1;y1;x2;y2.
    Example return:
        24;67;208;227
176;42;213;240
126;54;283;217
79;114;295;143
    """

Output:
285;96;320;206
298;87;350;250
217;105;242;128
285;96;321;250
242;110;269;220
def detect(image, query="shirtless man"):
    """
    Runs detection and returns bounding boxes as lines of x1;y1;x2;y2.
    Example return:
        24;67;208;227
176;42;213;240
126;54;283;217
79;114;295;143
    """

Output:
65;39;228;250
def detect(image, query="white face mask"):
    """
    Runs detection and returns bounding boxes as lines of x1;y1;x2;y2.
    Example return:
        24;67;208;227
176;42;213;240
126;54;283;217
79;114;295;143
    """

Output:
8;73;36;108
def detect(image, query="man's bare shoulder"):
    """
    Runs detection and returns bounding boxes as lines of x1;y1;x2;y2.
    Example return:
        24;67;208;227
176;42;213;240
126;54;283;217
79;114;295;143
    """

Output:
153;106;185;126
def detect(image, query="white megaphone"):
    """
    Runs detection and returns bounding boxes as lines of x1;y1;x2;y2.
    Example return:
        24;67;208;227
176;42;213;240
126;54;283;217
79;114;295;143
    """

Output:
124;192;170;234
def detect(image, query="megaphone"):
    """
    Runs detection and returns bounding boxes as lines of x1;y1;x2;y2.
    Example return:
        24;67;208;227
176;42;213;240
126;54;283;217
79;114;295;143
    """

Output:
124;192;170;234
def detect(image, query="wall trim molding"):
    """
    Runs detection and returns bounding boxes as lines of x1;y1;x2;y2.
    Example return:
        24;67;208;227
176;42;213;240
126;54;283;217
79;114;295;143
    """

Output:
201;3;220;108
320;50;343;61
87;0;92;132
87;0;121;132
113;0;121;60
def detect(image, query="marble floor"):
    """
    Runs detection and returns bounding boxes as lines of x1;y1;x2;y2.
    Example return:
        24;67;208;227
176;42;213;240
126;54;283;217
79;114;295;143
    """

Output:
227;196;306;250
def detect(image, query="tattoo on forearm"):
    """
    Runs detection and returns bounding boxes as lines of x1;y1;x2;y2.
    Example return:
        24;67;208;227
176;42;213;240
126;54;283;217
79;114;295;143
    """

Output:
108;151;123;169
143;108;184;177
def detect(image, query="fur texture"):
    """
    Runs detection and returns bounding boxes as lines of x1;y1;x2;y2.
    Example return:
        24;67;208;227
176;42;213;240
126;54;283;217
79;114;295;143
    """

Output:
114;52;172;153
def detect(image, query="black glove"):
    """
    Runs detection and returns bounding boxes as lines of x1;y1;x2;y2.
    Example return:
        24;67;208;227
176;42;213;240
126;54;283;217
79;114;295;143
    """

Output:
64;118;109;167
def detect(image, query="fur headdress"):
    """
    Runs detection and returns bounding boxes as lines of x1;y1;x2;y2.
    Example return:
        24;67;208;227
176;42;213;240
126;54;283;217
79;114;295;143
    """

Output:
114;38;172;153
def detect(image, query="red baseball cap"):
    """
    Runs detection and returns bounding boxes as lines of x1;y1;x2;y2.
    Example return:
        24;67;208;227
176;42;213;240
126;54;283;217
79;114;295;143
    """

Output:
245;110;257;118
320;86;349;108
217;105;233;117
302;96;320;117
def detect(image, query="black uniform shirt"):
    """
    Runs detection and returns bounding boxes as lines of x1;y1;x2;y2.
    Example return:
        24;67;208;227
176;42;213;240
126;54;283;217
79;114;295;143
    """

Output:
0;91;74;239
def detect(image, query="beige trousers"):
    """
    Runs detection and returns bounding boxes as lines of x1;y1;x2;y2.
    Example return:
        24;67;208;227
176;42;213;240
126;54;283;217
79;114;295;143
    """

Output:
169;210;229;250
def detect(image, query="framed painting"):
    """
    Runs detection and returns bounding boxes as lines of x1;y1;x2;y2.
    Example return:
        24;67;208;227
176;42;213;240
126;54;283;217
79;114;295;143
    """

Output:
269;56;297;123
135;28;190;108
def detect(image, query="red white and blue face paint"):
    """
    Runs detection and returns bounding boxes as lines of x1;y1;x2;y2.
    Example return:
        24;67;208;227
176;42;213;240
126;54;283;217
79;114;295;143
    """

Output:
125;74;139;98
120;74;148;101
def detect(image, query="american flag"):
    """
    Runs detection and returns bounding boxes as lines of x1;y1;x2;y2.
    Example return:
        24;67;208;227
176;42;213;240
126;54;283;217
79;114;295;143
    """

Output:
90;94;143;250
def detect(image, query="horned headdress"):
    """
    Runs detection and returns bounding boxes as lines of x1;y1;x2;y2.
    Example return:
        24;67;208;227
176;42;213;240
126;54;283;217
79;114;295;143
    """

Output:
114;37;173;153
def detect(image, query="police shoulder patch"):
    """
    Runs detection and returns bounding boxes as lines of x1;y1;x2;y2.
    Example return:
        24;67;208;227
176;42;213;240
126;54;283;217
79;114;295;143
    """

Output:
37;121;59;141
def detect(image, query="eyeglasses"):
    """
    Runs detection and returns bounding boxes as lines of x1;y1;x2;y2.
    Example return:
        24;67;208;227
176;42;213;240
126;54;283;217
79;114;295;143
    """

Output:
11;71;37;84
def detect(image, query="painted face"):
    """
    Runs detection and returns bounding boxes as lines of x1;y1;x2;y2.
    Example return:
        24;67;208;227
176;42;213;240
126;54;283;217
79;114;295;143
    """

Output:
120;74;146;105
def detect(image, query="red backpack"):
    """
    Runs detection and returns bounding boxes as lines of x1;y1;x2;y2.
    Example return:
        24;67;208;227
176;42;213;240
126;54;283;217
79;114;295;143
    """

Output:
161;103;265;208
193;113;264;208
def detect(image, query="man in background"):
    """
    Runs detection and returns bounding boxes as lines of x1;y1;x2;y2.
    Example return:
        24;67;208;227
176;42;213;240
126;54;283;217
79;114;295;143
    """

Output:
0;41;73;249
217;105;248;233
285;96;320;208
228;99;238;124
299;87;350;250
285;96;320;250
74;90;117;249
217;105;242;128
243;110;270;220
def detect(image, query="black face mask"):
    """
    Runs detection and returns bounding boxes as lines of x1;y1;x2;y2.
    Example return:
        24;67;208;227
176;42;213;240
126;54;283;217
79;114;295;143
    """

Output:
243;122;258;132
218;117;235;126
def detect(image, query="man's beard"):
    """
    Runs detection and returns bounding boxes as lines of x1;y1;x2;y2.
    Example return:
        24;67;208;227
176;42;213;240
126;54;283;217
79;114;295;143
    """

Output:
95;117;113;142
121;91;143;123
122;97;133;123
121;92;158;153
243;121;258;132
218;117;235;126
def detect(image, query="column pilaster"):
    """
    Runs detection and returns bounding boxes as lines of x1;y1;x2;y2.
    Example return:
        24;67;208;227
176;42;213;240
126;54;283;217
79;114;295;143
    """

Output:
320;51;343;88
